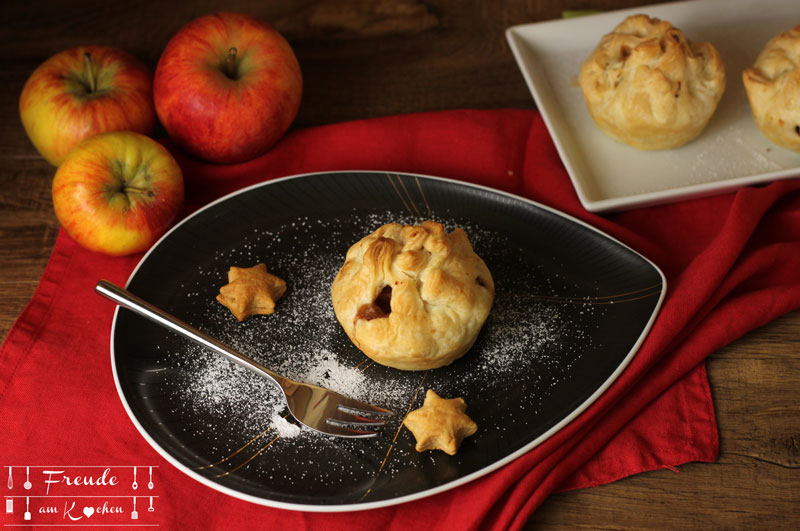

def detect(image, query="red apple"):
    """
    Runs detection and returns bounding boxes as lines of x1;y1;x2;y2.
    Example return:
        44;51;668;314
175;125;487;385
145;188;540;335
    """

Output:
20;45;155;166
52;131;184;256
154;12;302;164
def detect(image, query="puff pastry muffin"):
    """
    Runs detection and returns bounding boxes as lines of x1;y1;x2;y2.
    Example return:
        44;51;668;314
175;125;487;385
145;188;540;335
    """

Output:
743;25;800;152
331;221;494;371
579;14;726;150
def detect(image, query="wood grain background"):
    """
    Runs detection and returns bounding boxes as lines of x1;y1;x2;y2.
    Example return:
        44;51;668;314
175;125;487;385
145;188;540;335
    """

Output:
0;1;797;528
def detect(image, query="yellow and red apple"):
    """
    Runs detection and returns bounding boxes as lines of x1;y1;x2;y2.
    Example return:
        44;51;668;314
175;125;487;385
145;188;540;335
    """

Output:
154;12;303;164
20;45;155;166
52;132;184;256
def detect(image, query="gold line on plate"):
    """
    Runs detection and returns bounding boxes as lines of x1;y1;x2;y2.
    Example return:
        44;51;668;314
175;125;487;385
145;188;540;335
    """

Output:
193;425;273;471
213;435;281;478
386;173;413;216
529;283;663;305
358;370;429;502
395;174;421;217
195;411;296;474
414;176;433;218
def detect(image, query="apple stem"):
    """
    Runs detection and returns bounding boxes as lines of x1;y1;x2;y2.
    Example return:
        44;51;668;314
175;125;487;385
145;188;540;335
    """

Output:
83;52;97;93
123;185;154;197
226;47;238;79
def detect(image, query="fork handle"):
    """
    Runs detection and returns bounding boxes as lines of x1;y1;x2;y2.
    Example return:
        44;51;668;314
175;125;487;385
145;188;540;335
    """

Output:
95;280;289;394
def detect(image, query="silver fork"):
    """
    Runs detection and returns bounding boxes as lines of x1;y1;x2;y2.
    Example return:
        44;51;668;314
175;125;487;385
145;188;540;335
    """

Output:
95;280;392;438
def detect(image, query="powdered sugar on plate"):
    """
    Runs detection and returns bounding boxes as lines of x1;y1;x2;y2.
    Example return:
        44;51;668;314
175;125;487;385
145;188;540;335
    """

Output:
150;207;616;497
115;173;665;507
271;413;301;439
166;211;601;442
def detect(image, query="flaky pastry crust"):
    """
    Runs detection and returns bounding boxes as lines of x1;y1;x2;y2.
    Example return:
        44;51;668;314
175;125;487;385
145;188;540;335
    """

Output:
743;25;800;152
331;221;494;371
579;14;725;150
403;389;478;455
216;263;286;321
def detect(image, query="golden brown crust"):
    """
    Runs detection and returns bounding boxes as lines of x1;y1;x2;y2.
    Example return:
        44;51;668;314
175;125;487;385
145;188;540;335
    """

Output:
403;389;478;455
331;221;494;371
579;14;726;150
216;264;286;321
743;25;800;151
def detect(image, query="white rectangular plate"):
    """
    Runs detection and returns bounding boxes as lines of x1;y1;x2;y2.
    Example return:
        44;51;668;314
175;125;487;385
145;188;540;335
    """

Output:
506;0;800;212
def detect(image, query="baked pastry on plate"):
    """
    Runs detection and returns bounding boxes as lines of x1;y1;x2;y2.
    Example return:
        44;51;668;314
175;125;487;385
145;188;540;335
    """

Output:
403;389;478;455
216;263;286;321
331;221;494;371
743;25;800;152
579;14;726;150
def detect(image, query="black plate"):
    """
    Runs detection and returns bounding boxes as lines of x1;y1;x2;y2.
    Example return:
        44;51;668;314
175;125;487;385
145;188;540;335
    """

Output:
111;171;665;510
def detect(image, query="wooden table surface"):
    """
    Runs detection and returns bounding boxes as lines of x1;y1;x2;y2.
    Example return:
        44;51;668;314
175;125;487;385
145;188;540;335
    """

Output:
1;1;797;528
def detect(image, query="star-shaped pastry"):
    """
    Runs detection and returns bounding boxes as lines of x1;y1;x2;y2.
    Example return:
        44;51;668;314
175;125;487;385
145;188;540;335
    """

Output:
216;264;286;321
403;389;478;455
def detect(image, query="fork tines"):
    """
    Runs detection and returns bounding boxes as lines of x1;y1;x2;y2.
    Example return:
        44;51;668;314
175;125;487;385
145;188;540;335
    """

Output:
322;404;393;437
336;404;393;419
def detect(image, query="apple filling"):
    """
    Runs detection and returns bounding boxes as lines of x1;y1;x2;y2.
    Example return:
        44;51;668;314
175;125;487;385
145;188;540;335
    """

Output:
357;286;392;321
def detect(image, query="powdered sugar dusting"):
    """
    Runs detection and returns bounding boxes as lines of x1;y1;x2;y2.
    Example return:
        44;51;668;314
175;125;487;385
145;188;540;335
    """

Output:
152;207;616;496
301;349;368;398
271;413;301;438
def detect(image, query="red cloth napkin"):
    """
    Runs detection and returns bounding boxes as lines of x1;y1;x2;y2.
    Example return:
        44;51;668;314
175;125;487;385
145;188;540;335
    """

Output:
1;109;799;530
